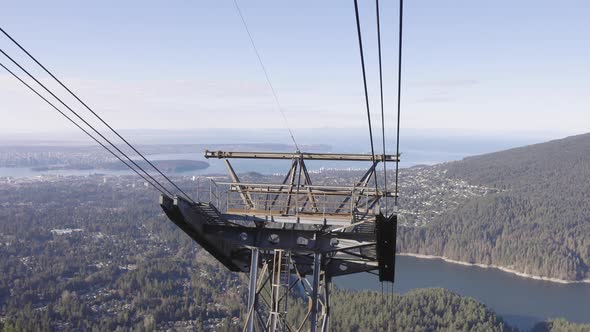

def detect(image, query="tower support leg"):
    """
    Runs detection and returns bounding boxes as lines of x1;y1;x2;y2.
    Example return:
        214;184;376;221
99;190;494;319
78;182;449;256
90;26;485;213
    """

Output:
310;252;322;332
246;248;259;332
243;249;331;332
321;276;331;332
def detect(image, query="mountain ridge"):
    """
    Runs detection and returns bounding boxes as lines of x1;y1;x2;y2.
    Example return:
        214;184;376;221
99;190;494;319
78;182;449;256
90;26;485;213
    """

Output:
398;132;590;281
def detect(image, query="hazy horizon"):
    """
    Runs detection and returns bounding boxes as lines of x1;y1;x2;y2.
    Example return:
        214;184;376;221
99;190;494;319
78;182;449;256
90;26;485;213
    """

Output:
2;0;590;136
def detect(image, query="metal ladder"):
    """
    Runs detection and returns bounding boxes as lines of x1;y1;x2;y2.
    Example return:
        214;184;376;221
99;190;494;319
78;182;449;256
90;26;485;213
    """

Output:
268;250;291;332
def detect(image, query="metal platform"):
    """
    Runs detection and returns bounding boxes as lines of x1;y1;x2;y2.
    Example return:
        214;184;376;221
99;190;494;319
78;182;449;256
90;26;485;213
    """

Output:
160;150;398;332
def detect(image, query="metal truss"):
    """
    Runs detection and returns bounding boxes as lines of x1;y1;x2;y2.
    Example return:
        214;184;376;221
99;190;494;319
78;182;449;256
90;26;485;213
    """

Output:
244;249;332;332
160;150;399;332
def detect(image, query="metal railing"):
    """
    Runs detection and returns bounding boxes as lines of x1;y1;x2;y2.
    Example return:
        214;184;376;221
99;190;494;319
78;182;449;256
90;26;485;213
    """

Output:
202;181;393;223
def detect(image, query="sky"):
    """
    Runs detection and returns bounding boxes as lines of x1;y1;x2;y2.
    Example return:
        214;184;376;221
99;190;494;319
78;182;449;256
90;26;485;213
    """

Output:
1;0;589;143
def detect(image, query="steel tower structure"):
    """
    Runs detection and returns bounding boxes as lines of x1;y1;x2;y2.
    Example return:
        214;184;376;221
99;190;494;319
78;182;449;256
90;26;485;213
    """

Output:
160;150;398;331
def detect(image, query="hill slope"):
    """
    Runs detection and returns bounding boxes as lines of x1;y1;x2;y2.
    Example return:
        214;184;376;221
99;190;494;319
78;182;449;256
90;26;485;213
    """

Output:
0;170;589;330
331;288;515;332
398;133;590;281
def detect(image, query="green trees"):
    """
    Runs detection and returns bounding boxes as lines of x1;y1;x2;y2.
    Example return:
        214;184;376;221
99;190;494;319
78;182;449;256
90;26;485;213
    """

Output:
330;288;515;332
0;176;244;331
0;174;588;331
531;318;590;332
398;133;590;281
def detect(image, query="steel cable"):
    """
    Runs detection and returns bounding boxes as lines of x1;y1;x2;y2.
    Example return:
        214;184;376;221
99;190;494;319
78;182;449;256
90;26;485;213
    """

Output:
232;0;300;152
0;27;194;203
353;0;379;192
0;61;172;196
0;49;183;201
394;0;403;207
375;0;388;215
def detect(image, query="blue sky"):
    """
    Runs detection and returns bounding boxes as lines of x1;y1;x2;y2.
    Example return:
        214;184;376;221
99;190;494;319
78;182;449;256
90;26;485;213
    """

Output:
1;0;589;140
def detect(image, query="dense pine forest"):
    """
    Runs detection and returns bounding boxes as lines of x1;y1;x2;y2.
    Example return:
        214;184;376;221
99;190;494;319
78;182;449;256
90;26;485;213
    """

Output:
398;133;590;281
1;174;589;331
330;288;514;332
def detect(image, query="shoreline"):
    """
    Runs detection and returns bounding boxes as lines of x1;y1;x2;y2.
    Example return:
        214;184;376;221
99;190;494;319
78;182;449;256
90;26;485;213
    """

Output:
398;252;590;285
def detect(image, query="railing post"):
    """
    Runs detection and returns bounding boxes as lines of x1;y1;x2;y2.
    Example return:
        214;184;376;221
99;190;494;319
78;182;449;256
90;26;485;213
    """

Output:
216;181;220;208
265;186;270;211
295;186;299;218
351;184;355;222
323;193;326;221
365;190;369;212
209;178;212;203
196;176;201;202
212;180;217;207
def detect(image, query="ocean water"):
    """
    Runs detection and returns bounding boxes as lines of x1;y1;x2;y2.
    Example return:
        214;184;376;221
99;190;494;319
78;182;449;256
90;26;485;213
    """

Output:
336;255;590;331
0;133;547;178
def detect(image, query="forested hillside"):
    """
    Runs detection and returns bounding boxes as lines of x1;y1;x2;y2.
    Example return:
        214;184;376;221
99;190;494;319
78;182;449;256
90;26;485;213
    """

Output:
398;133;590;281
2;175;588;331
331;288;514;332
532;319;590;332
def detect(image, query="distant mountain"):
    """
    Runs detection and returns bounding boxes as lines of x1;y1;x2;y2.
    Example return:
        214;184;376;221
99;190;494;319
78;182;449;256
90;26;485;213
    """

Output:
398;133;590;281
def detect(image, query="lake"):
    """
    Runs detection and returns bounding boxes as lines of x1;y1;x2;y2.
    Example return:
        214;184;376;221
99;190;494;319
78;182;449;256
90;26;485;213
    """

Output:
335;255;590;331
